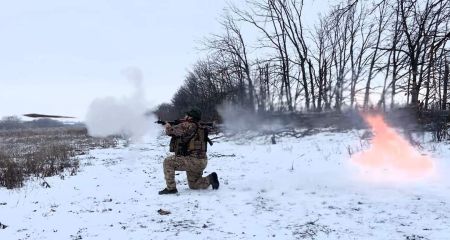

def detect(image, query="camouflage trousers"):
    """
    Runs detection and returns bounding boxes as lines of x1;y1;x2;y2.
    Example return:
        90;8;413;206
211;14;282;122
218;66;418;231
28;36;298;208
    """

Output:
163;155;210;190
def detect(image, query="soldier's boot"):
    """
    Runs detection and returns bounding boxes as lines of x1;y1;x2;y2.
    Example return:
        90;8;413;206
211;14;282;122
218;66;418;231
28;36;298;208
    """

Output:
208;172;220;190
158;188;178;195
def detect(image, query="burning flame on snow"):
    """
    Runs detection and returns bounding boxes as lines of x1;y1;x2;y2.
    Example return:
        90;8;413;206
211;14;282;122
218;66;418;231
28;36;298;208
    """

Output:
351;114;435;182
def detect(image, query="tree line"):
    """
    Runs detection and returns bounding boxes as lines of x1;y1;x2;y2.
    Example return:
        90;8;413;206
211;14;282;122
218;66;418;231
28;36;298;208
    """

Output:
156;0;450;121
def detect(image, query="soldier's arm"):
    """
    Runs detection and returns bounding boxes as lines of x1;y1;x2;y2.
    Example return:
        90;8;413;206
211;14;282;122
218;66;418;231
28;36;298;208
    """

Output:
165;122;196;138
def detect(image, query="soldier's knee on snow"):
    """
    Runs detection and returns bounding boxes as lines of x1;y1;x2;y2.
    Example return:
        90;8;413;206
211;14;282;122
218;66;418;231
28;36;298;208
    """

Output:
187;183;199;189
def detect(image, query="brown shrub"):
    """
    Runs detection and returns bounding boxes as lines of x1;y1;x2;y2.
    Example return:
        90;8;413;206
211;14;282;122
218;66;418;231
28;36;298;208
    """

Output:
0;155;24;189
0;126;118;189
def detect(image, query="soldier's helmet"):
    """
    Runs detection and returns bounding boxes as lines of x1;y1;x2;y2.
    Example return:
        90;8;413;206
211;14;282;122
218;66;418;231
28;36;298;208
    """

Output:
186;107;202;121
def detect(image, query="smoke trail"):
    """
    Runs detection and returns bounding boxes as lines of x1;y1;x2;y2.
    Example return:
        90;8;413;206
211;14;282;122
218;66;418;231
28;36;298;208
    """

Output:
85;67;156;141
217;102;283;133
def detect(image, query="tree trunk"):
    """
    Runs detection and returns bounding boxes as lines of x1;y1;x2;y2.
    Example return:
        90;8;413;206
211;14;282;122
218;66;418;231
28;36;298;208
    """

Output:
443;60;449;110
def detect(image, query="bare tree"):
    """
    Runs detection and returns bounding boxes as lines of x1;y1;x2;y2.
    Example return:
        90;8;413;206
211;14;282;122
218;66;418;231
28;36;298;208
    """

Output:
203;13;255;111
163;0;450;120
398;0;448;106
363;1;389;109
231;1;296;111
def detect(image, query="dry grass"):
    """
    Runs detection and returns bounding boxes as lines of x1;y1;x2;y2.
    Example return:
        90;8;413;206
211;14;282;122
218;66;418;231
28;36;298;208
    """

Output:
0;126;118;189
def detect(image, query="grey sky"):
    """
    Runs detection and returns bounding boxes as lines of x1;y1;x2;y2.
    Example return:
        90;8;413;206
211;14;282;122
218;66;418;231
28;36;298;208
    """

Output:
0;0;328;120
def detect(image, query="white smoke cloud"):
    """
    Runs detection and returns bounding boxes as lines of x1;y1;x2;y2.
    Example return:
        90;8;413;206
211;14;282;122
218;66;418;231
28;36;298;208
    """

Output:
217;102;283;133
85;67;156;141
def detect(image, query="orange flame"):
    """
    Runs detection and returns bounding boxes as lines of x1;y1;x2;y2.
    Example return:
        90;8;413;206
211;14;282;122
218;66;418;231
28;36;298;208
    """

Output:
351;114;435;181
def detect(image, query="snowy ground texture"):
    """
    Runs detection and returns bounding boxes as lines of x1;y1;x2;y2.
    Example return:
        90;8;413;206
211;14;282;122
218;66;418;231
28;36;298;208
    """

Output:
1;129;450;240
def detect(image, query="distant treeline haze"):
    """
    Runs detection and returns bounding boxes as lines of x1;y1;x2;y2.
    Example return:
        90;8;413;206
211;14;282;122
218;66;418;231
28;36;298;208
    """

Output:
156;0;450;120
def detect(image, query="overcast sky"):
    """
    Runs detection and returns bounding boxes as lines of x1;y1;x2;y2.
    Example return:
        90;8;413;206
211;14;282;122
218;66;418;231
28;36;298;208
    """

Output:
0;0;329;120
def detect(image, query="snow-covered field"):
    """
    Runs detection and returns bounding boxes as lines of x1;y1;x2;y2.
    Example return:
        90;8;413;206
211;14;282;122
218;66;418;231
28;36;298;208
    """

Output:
1;130;450;239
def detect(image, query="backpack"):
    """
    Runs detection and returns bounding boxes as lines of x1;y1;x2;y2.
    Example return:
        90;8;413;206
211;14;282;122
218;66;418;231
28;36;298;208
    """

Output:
188;124;209;153
169;123;212;156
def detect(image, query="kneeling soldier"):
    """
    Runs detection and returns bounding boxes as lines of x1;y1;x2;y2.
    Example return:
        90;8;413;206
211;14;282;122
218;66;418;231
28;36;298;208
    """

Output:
159;107;219;195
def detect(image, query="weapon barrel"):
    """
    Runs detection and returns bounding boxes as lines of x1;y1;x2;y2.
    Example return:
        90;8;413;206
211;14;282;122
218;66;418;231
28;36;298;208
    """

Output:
23;113;75;119
155;119;214;127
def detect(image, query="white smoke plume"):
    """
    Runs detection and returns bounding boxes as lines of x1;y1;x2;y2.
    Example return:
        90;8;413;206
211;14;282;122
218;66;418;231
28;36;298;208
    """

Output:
85;67;156;141
217;102;283;133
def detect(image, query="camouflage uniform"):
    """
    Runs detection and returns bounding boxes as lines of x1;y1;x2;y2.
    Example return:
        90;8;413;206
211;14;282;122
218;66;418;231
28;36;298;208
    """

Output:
163;121;210;190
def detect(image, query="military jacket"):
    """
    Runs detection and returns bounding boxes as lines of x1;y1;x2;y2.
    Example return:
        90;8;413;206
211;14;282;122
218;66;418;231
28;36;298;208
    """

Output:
166;121;206;158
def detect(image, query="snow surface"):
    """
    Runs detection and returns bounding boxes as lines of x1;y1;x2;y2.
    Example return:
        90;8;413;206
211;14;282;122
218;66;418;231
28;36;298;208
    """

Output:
1;130;450;239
